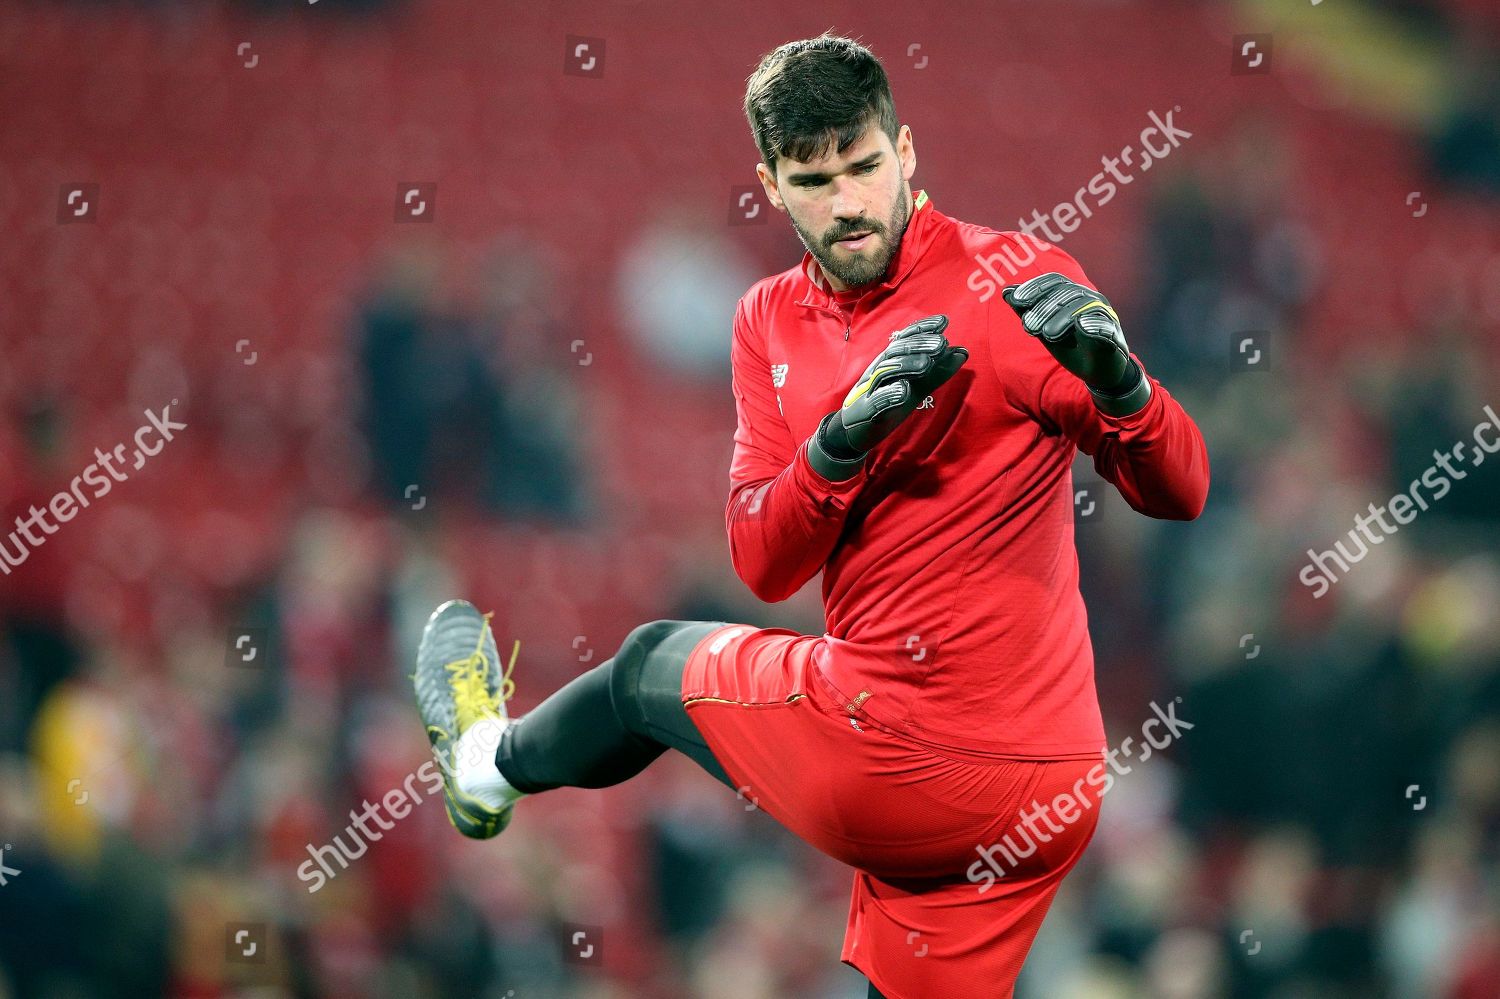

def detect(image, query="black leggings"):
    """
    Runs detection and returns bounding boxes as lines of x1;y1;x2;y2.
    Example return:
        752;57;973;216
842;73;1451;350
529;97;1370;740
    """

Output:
492;619;887;998
494;619;733;793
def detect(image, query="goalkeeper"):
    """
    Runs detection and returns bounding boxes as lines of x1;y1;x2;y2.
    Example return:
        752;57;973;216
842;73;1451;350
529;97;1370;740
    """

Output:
411;33;1207;999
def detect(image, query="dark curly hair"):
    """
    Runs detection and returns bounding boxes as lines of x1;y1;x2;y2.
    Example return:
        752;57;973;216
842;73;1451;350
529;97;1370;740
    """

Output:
744;33;901;176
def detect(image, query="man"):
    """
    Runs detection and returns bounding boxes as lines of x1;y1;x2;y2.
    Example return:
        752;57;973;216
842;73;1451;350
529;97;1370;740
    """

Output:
412;33;1209;999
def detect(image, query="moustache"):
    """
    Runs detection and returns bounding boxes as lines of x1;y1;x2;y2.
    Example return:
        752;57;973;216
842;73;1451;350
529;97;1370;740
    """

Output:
827;225;881;246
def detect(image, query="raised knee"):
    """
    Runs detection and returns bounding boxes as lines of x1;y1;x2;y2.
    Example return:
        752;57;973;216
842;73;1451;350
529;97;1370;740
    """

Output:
617;619;684;671
609;618;681;696
609;620;685;718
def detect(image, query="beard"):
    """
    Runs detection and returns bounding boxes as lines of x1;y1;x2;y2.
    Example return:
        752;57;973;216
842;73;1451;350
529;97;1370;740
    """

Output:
790;179;911;290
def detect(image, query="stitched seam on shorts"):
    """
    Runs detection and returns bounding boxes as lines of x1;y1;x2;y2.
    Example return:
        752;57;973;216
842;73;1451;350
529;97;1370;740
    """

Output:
848;709;1078;769
892;726;1085;767
685;693;809;708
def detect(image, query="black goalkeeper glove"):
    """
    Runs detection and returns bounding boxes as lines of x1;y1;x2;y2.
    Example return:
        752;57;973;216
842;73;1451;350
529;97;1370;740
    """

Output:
1000;273;1151;417
806;315;969;481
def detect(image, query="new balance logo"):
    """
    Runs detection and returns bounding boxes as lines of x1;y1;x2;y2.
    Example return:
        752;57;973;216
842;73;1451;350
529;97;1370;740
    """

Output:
770;363;788;388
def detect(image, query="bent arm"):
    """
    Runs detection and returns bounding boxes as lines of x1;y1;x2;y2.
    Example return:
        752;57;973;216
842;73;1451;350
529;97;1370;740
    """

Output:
1038;358;1210;520
725;299;869;601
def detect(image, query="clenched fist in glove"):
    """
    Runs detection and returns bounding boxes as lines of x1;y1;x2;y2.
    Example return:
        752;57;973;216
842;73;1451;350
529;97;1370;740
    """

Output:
806;315;969;481
1001;273;1152;417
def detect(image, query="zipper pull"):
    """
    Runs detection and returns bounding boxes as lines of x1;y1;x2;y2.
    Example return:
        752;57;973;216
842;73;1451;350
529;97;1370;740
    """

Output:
844;325;850;341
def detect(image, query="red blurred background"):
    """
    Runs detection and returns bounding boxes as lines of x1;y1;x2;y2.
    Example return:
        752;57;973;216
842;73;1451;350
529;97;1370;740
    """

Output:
2;0;1499;996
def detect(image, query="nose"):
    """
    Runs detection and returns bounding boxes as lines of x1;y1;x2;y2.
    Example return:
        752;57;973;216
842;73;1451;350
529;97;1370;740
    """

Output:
829;176;866;224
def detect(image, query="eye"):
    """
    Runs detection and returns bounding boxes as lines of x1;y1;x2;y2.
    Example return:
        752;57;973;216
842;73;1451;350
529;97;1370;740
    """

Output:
856;164;878;175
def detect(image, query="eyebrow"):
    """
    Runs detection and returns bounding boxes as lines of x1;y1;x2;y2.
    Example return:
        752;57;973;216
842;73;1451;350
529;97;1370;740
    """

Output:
784;151;882;184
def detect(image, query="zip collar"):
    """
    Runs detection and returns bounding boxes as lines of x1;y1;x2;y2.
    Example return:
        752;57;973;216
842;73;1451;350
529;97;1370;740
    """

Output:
796;189;936;311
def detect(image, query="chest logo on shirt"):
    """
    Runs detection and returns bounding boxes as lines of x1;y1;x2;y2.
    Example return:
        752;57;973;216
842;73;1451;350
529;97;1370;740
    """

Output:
770;363;788;388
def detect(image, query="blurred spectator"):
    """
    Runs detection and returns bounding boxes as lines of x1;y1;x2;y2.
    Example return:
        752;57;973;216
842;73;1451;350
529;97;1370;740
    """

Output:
614;201;759;382
471;234;590;525
356;238;589;525
1428;35;1500;194
356;243;448;512
0;401;82;754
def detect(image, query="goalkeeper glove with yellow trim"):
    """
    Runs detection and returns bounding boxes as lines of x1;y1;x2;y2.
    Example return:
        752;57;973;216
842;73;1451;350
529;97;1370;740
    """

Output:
806;315;969;481
1001;273;1151;417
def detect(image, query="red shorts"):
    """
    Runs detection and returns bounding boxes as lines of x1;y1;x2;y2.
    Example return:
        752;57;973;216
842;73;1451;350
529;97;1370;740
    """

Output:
681;624;1104;999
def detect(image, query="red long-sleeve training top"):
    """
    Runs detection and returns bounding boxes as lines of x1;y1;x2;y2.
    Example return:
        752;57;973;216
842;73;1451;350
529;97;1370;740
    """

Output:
724;189;1209;759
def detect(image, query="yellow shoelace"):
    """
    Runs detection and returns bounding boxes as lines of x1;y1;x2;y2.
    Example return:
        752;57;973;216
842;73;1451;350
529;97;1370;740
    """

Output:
444;611;518;731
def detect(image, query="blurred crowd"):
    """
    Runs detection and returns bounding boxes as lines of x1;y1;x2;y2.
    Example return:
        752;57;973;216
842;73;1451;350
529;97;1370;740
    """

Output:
3;0;1500;997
